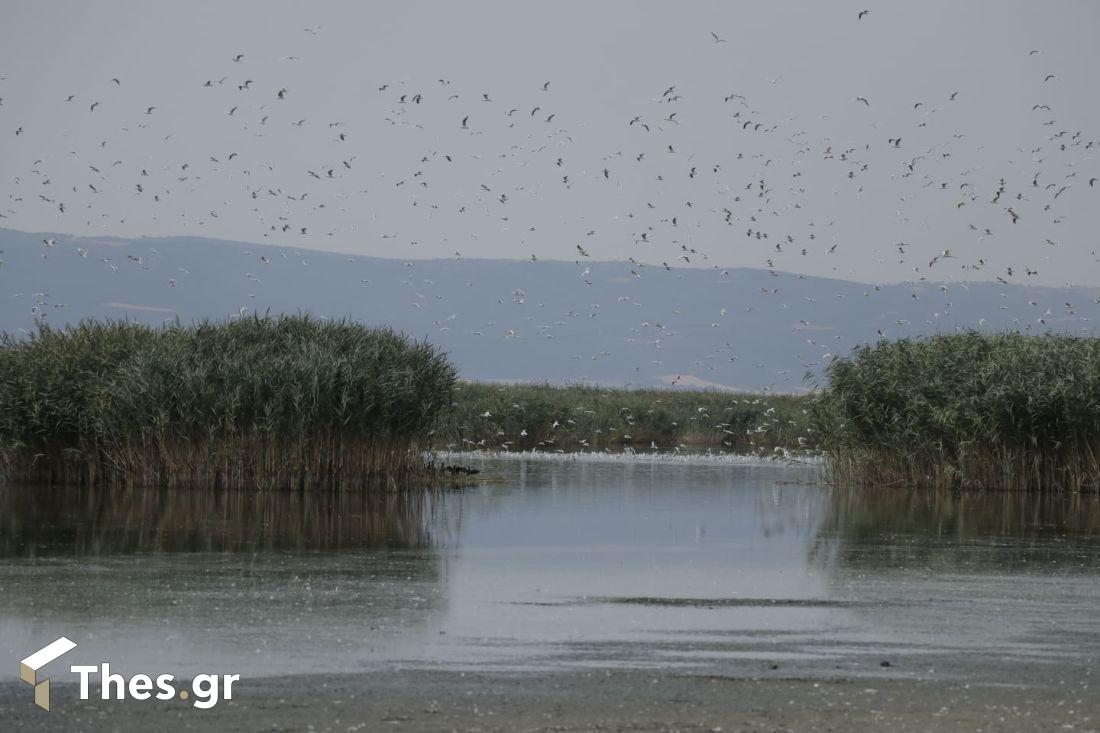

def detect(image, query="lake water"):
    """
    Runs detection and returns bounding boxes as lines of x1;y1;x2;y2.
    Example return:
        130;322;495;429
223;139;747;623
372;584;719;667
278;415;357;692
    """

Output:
2;455;1099;685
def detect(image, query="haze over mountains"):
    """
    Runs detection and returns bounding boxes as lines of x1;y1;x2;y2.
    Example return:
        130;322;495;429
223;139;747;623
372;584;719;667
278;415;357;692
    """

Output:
5;228;1098;392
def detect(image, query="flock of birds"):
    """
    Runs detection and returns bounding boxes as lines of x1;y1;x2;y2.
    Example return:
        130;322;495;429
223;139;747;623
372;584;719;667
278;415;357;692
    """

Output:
2;11;1100;395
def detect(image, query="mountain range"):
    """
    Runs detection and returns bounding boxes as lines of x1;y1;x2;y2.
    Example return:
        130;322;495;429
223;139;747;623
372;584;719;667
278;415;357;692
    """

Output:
4;228;1098;392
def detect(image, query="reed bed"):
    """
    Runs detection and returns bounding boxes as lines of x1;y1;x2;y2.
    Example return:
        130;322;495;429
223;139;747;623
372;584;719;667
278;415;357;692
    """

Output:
0;316;456;489
438;381;812;454
809;332;1100;491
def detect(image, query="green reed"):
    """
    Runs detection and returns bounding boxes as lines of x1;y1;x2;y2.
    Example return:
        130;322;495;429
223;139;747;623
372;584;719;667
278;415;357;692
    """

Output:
809;332;1100;491
0;316;456;489
438;381;812;454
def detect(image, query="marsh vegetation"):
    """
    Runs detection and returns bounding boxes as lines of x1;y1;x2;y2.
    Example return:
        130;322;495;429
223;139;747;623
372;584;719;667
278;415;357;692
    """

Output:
437;381;811;454
9;322;1095;495
0;317;456;489
810;332;1100;491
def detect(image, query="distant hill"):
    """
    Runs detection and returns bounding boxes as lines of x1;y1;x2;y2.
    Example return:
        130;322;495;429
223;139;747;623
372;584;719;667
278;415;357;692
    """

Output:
3;228;1098;391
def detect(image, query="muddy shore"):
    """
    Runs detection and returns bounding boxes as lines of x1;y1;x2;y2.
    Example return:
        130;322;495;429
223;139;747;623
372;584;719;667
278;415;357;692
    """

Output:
2;667;1095;732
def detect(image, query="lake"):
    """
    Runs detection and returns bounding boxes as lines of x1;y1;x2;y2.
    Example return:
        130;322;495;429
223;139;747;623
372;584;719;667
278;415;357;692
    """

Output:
2;455;1099;687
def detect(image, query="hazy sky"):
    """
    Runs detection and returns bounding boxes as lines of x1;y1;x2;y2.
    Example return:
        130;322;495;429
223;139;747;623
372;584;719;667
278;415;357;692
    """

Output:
2;0;1099;285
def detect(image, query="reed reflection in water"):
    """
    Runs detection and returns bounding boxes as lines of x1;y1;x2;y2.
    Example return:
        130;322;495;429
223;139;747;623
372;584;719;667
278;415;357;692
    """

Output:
0;482;455;677
815;485;1100;571
0;482;449;557
1;459;1099;682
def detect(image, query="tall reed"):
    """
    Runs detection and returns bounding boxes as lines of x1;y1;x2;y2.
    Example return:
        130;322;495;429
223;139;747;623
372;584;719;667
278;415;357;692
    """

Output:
809;332;1100;491
0;316;456;489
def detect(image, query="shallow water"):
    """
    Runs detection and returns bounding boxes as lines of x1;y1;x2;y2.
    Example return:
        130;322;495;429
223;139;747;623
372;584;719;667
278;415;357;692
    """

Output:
1;457;1099;685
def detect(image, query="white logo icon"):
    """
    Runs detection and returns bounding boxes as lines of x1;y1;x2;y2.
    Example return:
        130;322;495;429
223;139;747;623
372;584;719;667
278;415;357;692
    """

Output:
20;637;78;711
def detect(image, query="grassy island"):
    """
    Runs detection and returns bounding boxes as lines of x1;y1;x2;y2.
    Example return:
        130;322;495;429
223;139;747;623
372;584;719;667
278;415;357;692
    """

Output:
810;332;1100;491
0;317;456;489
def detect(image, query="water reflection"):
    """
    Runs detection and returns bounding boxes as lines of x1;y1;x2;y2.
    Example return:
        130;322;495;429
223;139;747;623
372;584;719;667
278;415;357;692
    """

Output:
0;483;445;556
815;485;1100;571
0;459;1098;682
0;483;452;676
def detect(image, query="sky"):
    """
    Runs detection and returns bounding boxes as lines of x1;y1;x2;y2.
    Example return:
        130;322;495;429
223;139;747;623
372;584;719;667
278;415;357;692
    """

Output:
1;0;1099;286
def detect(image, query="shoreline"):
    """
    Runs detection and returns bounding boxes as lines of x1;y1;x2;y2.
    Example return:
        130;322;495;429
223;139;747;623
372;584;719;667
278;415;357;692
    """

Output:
433;448;822;467
2;668;1093;732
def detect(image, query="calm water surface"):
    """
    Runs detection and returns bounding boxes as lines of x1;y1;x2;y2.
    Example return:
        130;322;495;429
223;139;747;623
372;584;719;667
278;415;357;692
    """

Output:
1;456;1099;684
